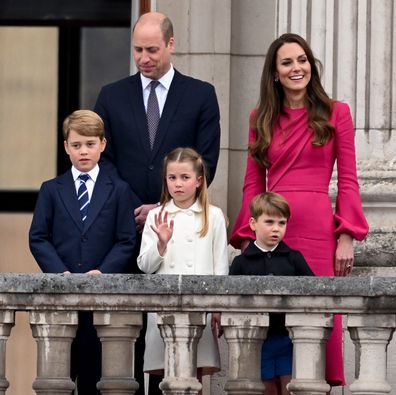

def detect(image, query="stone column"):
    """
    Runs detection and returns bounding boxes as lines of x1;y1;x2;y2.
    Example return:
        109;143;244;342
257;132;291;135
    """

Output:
0;311;15;395
286;313;332;395
30;310;78;395
222;313;268;395
157;312;206;395
94;311;142;395
347;314;395;394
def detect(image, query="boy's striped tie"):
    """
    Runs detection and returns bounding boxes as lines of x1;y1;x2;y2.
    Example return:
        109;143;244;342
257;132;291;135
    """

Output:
78;174;90;221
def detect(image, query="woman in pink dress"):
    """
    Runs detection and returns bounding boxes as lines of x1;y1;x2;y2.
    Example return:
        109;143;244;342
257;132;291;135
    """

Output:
230;33;369;388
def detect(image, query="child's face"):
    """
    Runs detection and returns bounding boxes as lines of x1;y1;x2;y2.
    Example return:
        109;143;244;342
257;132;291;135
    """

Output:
166;161;202;209
249;213;287;250
64;130;106;173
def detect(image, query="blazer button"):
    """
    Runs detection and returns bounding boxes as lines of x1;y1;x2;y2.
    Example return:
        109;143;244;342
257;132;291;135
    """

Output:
78;263;82;267
81;236;87;242
148;165;154;170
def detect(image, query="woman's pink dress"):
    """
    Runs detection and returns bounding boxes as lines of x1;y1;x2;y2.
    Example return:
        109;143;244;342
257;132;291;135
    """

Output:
230;101;369;385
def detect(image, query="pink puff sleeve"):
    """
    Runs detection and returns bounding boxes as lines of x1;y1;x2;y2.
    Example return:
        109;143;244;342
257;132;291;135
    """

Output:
230;110;267;248
332;102;369;240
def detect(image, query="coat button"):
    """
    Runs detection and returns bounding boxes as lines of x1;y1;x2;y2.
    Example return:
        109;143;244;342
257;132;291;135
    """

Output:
148;165;154;170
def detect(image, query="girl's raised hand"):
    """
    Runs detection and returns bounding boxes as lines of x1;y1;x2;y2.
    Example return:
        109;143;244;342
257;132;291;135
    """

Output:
151;210;174;256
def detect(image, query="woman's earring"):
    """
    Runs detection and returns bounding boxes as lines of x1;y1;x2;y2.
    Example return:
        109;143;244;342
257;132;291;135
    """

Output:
274;76;279;82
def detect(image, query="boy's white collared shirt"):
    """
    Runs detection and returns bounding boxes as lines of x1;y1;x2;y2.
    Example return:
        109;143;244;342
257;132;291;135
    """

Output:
71;164;99;200
254;240;279;253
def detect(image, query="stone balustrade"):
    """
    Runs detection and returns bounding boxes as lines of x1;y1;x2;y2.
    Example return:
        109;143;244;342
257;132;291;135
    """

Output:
0;274;396;395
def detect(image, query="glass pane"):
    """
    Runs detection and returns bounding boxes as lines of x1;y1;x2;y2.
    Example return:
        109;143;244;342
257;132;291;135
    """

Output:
0;27;58;190
80;27;130;110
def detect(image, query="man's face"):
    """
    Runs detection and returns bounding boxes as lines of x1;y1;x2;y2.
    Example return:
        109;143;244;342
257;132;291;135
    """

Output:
133;22;174;80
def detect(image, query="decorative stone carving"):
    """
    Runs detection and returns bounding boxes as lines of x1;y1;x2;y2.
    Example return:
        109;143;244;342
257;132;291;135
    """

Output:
94;311;142;395
348;314;395;394
30;311;77;395
222;313;268;394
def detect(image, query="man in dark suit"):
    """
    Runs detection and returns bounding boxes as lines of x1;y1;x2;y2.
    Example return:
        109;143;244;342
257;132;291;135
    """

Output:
29;110;136;395
94;11;220;234
94;11;221;394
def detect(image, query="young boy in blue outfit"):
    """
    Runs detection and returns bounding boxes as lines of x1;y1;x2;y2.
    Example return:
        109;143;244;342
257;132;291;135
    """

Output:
229;192;314;395
29;109;136;394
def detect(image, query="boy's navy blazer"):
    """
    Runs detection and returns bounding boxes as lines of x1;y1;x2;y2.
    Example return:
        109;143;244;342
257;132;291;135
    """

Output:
94;69;220;205
29;169;136;274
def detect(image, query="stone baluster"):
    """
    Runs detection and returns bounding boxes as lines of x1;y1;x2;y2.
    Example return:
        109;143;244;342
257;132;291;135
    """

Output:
30;310;78;395
94;311;142;395
286;313;332;395
0;311;15;395
222;313;268;394
348;314;395;394
157;312;206;395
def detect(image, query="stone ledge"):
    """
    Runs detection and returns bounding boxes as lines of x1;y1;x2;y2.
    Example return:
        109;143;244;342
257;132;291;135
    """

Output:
0;273;395;296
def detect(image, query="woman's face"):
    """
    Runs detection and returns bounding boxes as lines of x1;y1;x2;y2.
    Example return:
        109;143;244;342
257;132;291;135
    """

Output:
275;42;311;97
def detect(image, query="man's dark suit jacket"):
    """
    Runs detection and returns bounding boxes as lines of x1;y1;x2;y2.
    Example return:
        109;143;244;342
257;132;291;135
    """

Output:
94;69;220;205
29;168;136;274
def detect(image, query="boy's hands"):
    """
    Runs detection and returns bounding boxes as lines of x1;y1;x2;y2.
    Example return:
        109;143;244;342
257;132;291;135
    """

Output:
151;210;174;256
86;270;102;275
62;270;102;274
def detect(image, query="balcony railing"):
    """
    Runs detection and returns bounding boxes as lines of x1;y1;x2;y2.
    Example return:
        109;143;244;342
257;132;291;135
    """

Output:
0;273;395;395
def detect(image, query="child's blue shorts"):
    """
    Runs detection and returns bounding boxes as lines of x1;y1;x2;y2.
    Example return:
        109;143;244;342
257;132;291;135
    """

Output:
261;335;293;380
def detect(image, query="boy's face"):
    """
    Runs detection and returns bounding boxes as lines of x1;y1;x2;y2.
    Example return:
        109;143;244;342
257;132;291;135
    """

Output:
249;213;287;250
64;130;106;173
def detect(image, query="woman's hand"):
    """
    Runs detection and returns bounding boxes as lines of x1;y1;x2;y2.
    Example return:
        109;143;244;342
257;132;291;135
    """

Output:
151;210;174;256
334;233;354;276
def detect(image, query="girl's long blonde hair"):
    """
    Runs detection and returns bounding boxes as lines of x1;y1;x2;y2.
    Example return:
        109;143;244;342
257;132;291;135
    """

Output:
160;147;209;237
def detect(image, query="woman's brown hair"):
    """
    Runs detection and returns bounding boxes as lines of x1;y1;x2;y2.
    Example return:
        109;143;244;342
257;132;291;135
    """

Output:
250;33;335;167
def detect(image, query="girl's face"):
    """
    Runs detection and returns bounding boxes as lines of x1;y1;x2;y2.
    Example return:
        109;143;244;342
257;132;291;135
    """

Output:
275;42;311;98
166;161;202;209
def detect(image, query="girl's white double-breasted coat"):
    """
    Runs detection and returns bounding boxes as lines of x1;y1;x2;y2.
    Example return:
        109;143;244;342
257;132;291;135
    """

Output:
137;199;229;374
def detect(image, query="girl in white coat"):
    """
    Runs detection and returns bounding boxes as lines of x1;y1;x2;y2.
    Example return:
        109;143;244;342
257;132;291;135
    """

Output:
137;147;229;381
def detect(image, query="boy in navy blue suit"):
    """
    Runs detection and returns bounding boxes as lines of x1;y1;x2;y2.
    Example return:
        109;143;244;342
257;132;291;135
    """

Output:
29;110;136;394
230;192;313;395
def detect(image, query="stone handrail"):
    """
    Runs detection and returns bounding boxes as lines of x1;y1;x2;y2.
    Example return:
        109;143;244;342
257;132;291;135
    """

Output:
0;273;395;394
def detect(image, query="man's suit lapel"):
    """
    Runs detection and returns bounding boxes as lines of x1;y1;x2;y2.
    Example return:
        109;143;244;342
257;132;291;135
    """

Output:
129;75;152;158
57;171;83;231
151;70;185;158
83;171;113;232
